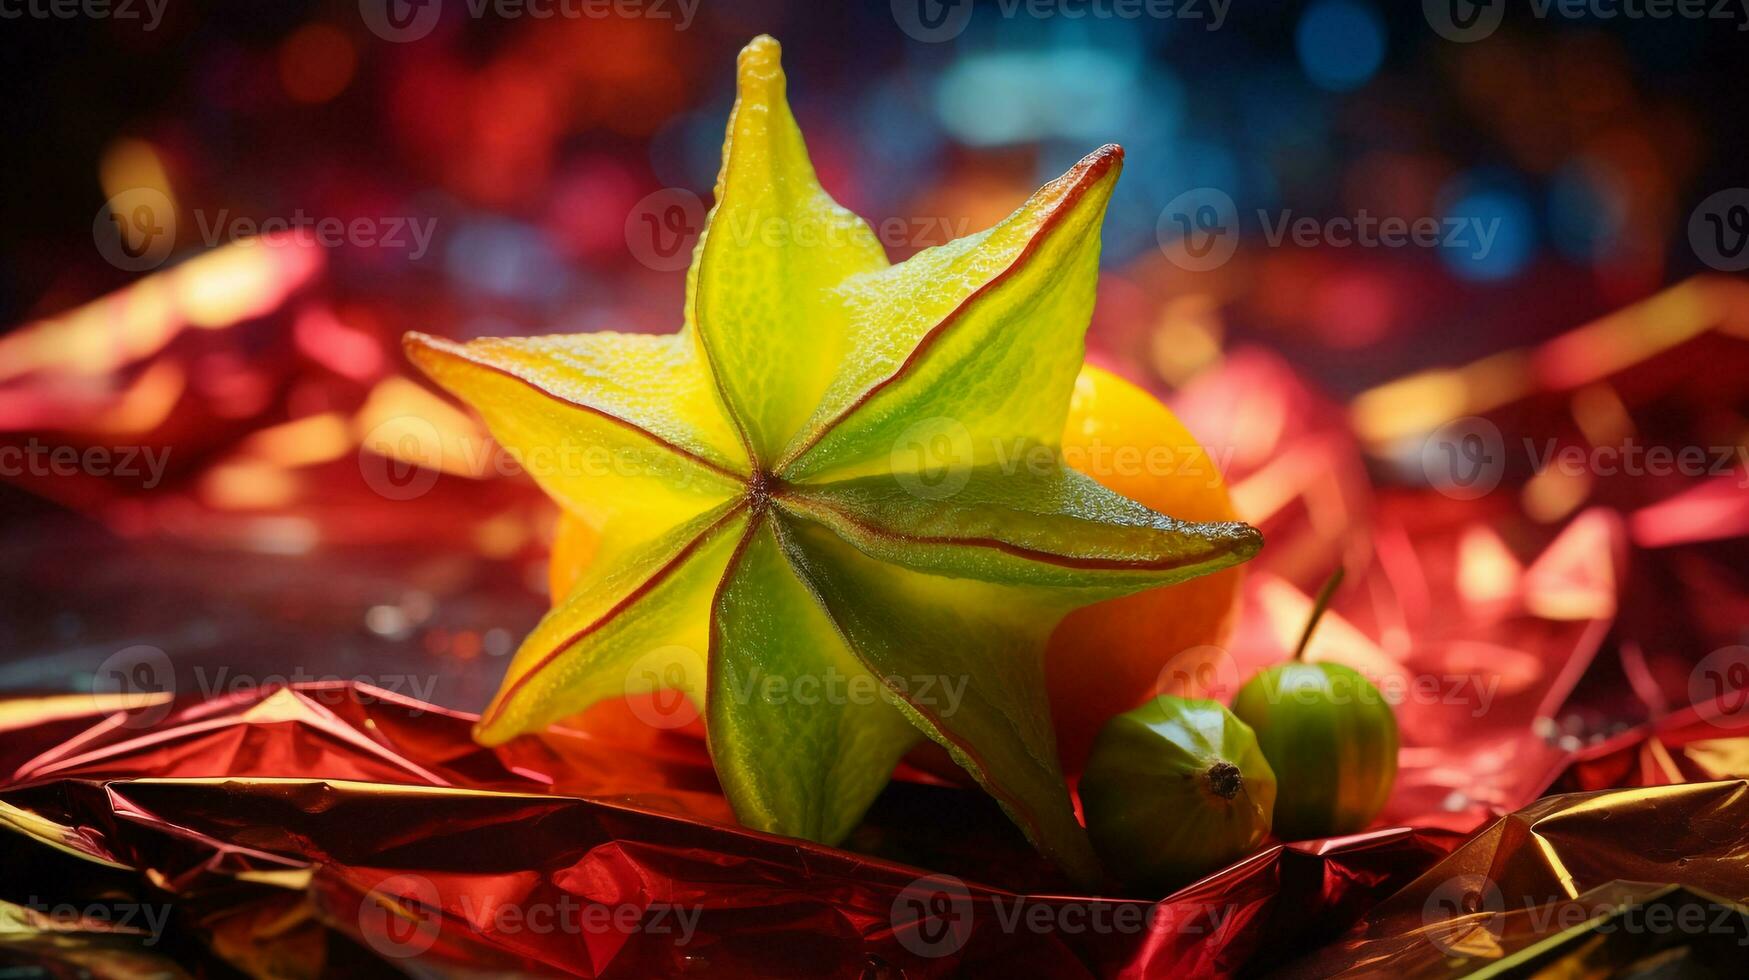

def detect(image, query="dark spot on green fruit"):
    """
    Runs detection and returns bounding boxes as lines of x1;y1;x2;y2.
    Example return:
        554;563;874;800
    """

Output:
1080;696;1277;894
1205;761;1242;800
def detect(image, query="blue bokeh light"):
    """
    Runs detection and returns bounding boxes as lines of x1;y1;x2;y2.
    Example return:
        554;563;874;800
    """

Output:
1439;183;1537;282
1296;0;1385;93
445;219;570;302
935;47;1143;147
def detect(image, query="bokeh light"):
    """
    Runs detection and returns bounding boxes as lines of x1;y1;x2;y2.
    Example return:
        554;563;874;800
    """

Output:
1296;0;1385;93
278;23;358;105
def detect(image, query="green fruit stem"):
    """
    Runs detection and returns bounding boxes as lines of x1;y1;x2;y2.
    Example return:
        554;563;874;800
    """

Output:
1293;566;1346;662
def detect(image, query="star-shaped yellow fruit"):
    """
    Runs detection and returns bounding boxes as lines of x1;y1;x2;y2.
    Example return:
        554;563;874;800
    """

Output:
406;36;1260;883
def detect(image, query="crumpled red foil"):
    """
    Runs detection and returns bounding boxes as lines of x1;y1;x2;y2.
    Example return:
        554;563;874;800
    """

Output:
0;683;1464;978
4;681;1746;978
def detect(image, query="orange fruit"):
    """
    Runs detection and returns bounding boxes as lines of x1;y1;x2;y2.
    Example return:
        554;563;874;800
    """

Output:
1047;365;1244;774
543;365;1243;775
547;509;596;602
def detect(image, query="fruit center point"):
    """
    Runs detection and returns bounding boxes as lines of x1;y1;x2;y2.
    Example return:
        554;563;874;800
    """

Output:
1205;761;1242;800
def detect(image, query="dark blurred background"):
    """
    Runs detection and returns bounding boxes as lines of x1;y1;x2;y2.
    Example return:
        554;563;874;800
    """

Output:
3;0;1746;369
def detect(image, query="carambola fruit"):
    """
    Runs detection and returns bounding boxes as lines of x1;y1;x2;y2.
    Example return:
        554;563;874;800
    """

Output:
405;35;1262;884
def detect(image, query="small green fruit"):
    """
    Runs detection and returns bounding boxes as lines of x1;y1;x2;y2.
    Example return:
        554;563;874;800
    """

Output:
1231;661;1397;840
1079;696;1276;893
1229;568;1395;841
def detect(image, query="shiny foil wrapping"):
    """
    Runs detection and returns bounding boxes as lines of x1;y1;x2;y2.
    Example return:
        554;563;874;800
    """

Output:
3;250;1747;976
1;684;1459;977
1;681;1745;977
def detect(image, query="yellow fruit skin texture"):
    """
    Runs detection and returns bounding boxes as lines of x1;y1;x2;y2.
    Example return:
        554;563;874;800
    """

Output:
1048;366;1244;773
549;364;1245;771
1231;662;1398;840
1079;696;1275;894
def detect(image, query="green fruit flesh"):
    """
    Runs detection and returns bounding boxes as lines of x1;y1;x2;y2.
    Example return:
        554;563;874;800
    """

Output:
1079;697;1276;893
1231;662;1397;840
